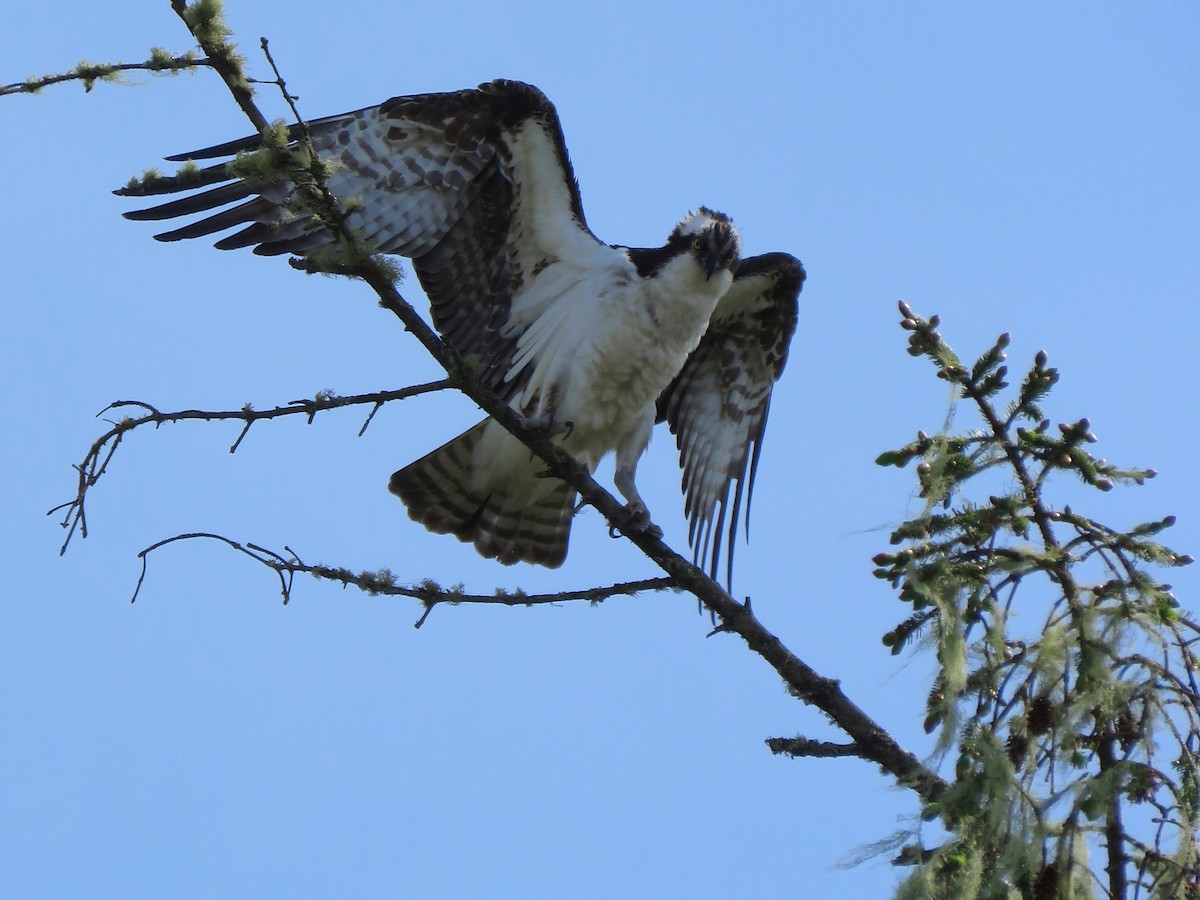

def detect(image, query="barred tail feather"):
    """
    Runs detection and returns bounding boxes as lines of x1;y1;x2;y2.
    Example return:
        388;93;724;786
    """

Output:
388;422;575;568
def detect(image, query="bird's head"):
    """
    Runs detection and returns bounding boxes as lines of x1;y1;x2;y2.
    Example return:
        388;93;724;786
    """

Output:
670;207;742;281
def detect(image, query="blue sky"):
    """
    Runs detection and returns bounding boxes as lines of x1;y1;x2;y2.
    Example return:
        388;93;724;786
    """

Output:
2;2;1198;897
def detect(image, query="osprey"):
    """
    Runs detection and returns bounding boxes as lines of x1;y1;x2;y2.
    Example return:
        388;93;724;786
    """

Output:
117;79;805;582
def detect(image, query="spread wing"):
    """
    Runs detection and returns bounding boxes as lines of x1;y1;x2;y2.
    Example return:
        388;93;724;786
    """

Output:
116;79;617;401
656;252;805;587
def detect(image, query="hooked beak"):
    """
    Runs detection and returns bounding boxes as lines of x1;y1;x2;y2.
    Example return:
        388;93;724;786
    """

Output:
701;251;721;280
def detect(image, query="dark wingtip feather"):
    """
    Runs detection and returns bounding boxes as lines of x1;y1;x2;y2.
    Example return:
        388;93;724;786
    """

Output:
163;132;263;162
122;208;166;222
119;182;257;222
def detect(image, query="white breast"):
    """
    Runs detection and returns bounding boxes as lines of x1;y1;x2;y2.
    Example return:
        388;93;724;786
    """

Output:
560;253;732;441
500;242;732;468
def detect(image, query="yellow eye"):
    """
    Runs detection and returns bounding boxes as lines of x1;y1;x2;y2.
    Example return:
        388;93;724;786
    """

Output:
691;237;702;251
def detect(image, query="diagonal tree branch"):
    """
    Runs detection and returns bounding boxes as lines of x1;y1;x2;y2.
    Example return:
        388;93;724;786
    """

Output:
160;0;950;805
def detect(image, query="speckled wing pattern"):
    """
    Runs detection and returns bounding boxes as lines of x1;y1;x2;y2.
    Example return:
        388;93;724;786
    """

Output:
656;252;805;587
115;79;597;401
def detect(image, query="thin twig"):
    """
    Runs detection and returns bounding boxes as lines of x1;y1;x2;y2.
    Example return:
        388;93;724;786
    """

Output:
132;531;676;617
50;382;450;554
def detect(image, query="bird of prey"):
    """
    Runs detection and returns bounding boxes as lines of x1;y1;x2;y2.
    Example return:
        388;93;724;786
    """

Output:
116;79;804;580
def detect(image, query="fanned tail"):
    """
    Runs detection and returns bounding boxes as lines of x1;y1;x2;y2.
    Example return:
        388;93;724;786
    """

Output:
388;422;575;568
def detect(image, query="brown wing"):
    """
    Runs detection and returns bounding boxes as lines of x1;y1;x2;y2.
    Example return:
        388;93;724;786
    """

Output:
116;80;601;400
656;252;805;587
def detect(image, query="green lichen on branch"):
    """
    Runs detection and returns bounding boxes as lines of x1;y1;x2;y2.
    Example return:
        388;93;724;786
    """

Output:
73;61;123;92
1;50;209;97
203;120;400;279
178;0;248;92
146;46;200;72
121;159;209;195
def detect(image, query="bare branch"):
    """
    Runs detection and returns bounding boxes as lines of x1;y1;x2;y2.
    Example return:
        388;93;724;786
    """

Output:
50;382;450;555
131;531;677;623
257;37;302;118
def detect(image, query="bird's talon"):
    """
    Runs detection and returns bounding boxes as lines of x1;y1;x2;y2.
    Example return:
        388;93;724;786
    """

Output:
518;413;573;438
617;501;661;538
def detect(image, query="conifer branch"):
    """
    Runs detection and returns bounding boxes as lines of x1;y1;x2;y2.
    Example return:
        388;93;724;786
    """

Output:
880;302;1198;896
